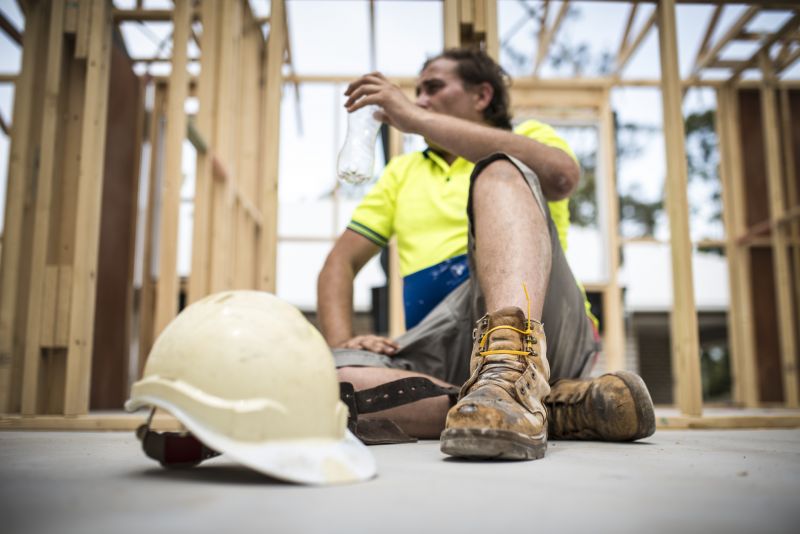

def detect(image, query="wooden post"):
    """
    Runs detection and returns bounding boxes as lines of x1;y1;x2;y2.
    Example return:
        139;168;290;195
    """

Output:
716;85;759;407
484;0;498;60
137;82;167;375
443;0;460;49
759;53;799;407
20;1;66;415
189;0;220;303
779;88;800;355
258;0;285;293
63;0;113;415
0;4;46;413
599;89;625;371
657;0;703;416
153;0;190;337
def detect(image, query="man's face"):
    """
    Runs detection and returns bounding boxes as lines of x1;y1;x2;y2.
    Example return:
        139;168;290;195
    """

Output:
415;58;486;124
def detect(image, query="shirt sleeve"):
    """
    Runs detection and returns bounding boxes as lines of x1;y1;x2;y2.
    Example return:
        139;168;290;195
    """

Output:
346;158;400;248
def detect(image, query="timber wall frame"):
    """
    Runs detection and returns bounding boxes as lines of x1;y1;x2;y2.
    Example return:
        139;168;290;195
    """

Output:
0;0;798;428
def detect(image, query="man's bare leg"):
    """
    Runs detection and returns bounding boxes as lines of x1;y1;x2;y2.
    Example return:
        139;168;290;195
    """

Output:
472;158;551;317
440;158;553;459
337;366;454;439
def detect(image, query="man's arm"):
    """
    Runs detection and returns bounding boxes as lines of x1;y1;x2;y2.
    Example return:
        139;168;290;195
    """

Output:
344;73;579;200
413;113;578;200
318;229;399;354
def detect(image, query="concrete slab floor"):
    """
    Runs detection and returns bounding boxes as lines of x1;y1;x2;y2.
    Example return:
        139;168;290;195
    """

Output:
1;429;799;534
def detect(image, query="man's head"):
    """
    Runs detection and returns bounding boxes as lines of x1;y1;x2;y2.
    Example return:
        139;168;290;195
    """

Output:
416;48;512;130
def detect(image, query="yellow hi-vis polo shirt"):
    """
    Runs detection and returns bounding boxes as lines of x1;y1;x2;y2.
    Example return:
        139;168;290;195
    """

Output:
347;119;575;278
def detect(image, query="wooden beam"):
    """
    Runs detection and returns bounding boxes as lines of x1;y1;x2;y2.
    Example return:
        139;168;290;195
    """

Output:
484;0;498;61
443;0;460;49
153;0;191;337
0;412;183;431
657;0;703;417
207;1;239;293
759;52;799;408
599;89;625;372
779;88;800;377
614;8;656;77
656;414;800;430
616;1;640;65
63;0;113;415
693;4;723;72
20;0;66;415
777;45;800;74
534;1;569;77
0;7;23;45
0;4;46;413
715;85;759;408
188;0;220;304
137;82;167;376
257;0;285;292
691;6;760;79
729;13;800;82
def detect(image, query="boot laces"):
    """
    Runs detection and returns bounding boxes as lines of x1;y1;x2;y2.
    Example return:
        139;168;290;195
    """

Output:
549;387;593;437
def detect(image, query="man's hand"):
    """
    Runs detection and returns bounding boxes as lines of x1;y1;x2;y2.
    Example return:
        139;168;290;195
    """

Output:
336;335;400;355
344;72;424;133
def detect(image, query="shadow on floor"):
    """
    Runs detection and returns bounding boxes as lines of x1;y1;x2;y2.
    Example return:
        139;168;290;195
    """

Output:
128;464;293;486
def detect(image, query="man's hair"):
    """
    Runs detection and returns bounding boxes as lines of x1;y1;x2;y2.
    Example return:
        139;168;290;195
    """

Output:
422;48;513;130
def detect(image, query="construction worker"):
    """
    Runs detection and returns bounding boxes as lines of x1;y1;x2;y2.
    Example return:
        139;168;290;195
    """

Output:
318;48;655;460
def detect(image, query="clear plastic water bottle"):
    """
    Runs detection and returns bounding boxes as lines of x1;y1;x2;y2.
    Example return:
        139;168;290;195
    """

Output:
337;105;381;184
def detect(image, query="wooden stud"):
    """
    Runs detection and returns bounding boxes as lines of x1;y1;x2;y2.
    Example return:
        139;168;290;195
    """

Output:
188;0;221;303
153;0;191;337
138;82;167;376
617;2;640;63
759;53;799;407
74;0;92;60
484;0;498;60
122;75;147;385
779;88;800;360
258;0;285;293
599;89;625;371
715;85;758;407
0;8;23;45
614;9;656;78
208;1;239;293
443;0;460;49
0;2;46;413
691;6;759;79
728;13;800;82
21;0;66;415
693;5;723;76
533;1;568;77
63;0;113;415
657;0;703;417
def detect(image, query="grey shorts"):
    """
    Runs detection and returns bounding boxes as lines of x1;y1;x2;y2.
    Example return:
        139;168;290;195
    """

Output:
334;153;599;385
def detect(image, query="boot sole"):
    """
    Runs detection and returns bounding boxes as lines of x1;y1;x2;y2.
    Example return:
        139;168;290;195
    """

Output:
440;428;547;460
614;371;657;440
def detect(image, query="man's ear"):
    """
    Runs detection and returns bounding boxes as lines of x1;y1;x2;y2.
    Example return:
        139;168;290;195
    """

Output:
473;82;494;113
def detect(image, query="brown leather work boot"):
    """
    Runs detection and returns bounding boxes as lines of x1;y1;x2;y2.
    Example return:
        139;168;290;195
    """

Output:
440;307;550;460
545;371;656;441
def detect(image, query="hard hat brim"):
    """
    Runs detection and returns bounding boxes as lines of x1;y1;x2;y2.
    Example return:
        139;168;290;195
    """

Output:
126;395;377;485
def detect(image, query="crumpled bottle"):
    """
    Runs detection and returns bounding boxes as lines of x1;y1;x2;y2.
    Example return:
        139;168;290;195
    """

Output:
337;105;382;185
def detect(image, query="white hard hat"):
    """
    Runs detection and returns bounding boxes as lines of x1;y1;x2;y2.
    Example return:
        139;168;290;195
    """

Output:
126;290;376;485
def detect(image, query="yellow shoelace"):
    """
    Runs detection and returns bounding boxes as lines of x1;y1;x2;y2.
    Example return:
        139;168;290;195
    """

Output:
478;283;536;357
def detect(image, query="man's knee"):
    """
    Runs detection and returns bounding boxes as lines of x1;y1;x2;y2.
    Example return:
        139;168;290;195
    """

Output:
473;157;525;190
